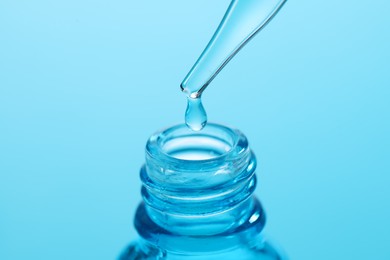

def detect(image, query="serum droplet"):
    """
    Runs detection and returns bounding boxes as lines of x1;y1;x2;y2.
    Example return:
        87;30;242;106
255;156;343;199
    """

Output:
185;97;207;131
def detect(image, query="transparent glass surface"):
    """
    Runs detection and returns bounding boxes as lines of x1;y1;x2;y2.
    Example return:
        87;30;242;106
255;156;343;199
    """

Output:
120;123;284;259
182;0;287;132
181;0;287;98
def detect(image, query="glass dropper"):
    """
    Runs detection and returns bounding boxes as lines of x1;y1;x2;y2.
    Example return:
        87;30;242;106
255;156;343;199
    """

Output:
181;0;287;99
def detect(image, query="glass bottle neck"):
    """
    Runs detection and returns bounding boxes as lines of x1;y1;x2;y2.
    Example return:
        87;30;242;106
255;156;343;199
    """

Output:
135;123;266;253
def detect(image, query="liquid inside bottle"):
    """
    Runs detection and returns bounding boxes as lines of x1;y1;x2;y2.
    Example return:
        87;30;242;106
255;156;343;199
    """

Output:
119;123;284;260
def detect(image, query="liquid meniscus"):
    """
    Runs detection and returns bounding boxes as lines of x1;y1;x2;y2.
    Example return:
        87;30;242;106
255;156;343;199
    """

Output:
185;97;207;131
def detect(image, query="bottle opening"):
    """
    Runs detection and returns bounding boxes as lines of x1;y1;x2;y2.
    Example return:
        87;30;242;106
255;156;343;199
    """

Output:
163;135;231;160
144;123;251;191
152;123;239;162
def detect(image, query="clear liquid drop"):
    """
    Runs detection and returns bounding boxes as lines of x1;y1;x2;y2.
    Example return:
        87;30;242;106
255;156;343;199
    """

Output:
185;97;207;131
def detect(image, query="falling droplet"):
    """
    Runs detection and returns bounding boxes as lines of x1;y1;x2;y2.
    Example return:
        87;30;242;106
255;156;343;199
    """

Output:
185;97;207;131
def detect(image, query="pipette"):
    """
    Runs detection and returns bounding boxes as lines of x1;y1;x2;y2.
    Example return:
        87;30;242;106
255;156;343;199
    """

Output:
182;0;287;131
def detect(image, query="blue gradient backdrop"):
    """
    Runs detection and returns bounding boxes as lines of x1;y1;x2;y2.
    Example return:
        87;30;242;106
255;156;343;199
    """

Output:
1;0;389;259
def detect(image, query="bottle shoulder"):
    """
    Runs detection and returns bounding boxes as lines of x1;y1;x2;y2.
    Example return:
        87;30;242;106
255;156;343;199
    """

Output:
120;198;285;260
120;239;283;260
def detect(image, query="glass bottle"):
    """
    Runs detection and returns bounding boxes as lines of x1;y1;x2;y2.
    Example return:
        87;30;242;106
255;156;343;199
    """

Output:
120;123;284;259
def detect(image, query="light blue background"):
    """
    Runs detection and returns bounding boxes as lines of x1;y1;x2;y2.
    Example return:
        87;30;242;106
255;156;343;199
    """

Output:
1;0;389;259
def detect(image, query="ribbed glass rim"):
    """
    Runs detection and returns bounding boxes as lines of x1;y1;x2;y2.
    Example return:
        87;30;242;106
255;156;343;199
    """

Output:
146;123;249;166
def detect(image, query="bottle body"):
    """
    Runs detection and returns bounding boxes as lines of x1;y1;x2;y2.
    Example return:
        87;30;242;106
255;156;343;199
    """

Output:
120;124;283;260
